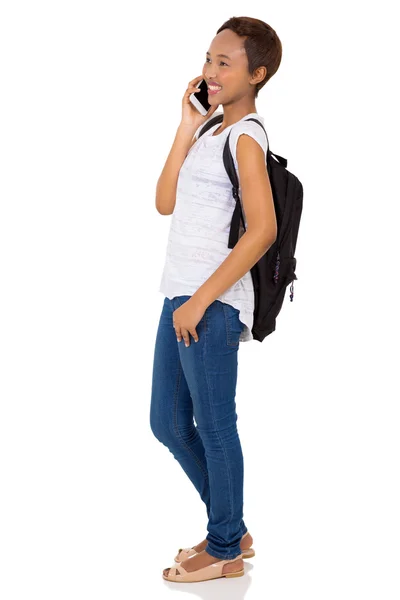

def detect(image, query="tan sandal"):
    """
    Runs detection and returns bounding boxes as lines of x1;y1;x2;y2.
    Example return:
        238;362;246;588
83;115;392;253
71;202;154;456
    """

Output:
174;531;255;563
163;553;244;583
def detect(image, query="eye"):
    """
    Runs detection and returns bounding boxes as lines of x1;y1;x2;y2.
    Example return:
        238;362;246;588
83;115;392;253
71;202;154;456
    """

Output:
205;57;228;66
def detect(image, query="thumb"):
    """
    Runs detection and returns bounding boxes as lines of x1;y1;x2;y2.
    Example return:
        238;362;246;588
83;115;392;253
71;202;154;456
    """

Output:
204;103;219;119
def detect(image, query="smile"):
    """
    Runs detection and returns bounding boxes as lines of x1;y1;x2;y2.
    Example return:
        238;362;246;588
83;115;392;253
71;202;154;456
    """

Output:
208;86;222;95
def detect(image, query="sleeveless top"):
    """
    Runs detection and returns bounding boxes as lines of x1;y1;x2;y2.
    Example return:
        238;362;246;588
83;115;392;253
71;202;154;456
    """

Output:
158;111;268;342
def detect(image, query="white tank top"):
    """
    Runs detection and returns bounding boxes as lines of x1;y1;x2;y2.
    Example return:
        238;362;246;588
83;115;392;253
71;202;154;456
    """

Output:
159;111;268;342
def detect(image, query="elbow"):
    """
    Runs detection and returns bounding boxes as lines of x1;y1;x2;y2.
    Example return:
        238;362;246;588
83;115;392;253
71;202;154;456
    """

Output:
256;227;277;251
263;236;277;253
155;198;174;215
264;222;278;248
155;184;175;215
156;205;169;215
269;229;278;247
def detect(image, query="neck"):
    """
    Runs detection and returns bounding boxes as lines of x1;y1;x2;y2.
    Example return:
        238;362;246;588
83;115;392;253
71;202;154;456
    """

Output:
217;97;257;127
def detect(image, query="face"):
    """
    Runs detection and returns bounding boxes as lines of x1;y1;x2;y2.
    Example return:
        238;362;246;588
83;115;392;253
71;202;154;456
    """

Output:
202;29;258;102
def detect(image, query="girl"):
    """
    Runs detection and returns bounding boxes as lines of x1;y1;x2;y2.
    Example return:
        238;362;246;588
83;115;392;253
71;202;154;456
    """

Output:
151;16;281;583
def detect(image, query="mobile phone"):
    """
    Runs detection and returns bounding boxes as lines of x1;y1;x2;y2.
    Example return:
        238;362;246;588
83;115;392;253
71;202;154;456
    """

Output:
189;79;211;116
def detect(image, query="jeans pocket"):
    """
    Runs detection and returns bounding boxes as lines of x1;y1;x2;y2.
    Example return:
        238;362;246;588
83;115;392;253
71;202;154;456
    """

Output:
222;302;243;347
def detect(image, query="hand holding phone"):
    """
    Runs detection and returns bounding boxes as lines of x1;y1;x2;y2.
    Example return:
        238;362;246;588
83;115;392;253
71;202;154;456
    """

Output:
181;75;219;130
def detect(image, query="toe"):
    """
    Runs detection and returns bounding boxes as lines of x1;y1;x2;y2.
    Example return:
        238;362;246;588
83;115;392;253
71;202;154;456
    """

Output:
163;568;170;577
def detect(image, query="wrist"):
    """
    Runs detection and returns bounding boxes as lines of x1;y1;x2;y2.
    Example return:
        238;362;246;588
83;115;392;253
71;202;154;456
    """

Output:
177;122;197;138
190;291;210;312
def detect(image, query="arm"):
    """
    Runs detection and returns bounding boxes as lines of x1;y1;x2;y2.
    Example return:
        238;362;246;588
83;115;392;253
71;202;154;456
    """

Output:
191;133;277;311
155;125;198;215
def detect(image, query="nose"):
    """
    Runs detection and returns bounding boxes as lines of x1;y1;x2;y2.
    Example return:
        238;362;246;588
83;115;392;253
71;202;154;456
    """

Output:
203;70;216;81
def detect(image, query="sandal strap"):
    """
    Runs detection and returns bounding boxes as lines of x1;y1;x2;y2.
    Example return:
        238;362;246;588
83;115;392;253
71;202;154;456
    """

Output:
175;546;196;561
166;554;243;582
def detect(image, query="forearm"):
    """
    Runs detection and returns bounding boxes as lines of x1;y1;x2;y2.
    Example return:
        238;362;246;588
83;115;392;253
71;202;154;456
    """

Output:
155;124;196;215
192;229;276;311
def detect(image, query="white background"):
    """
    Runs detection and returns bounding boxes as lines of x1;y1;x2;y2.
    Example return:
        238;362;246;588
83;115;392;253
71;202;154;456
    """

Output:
1;1;399;599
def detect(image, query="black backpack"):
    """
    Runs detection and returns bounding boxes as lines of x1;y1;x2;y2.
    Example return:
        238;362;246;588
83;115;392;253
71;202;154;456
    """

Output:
198;114;303;342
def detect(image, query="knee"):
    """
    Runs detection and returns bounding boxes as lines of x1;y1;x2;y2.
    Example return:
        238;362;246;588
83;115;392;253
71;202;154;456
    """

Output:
197;422;239;445
150;412;173;445
150;413;195;447
177;423;199;445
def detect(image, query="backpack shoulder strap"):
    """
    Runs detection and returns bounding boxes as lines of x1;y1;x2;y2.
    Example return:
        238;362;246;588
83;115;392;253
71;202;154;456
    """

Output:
199;115;284;249
223;117;274;248
197;113;224;138
242;117;270;152
242;118;288;168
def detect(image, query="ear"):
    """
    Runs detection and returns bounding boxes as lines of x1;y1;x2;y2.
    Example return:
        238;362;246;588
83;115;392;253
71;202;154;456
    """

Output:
251;66;267;86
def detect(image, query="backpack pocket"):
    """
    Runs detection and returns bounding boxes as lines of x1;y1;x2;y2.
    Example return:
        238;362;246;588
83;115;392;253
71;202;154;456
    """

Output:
268;257;297;317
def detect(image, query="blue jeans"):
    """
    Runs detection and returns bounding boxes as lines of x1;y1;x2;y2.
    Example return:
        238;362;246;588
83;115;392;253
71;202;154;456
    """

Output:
150;294;247;560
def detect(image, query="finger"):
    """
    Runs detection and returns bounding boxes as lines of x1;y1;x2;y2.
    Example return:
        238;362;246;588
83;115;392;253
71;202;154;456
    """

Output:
182;329;190;347
206;106;216;115
175;327;182;343
185;83;201;96
189;329;199;343
187;76;204;93
189;75;204;86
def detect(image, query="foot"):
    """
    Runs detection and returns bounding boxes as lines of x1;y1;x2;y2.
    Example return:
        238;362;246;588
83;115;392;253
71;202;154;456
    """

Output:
163;549;243;578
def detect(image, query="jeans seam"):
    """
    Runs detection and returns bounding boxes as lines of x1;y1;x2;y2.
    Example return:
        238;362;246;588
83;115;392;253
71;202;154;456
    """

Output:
222;302;239;347
203;308;234;531
172;354;209;481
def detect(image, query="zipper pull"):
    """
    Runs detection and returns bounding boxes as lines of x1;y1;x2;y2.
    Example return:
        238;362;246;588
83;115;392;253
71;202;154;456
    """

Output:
290;281;294;301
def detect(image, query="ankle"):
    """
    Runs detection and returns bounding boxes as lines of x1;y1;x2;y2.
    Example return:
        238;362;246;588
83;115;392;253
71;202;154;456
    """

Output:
194;539;208;552
241;531;253;549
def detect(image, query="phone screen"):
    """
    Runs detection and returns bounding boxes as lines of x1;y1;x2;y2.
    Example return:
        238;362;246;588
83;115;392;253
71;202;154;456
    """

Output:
194;79;211;112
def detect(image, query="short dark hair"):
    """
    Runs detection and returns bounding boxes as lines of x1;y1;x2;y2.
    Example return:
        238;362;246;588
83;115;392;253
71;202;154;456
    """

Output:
216;16;282;98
